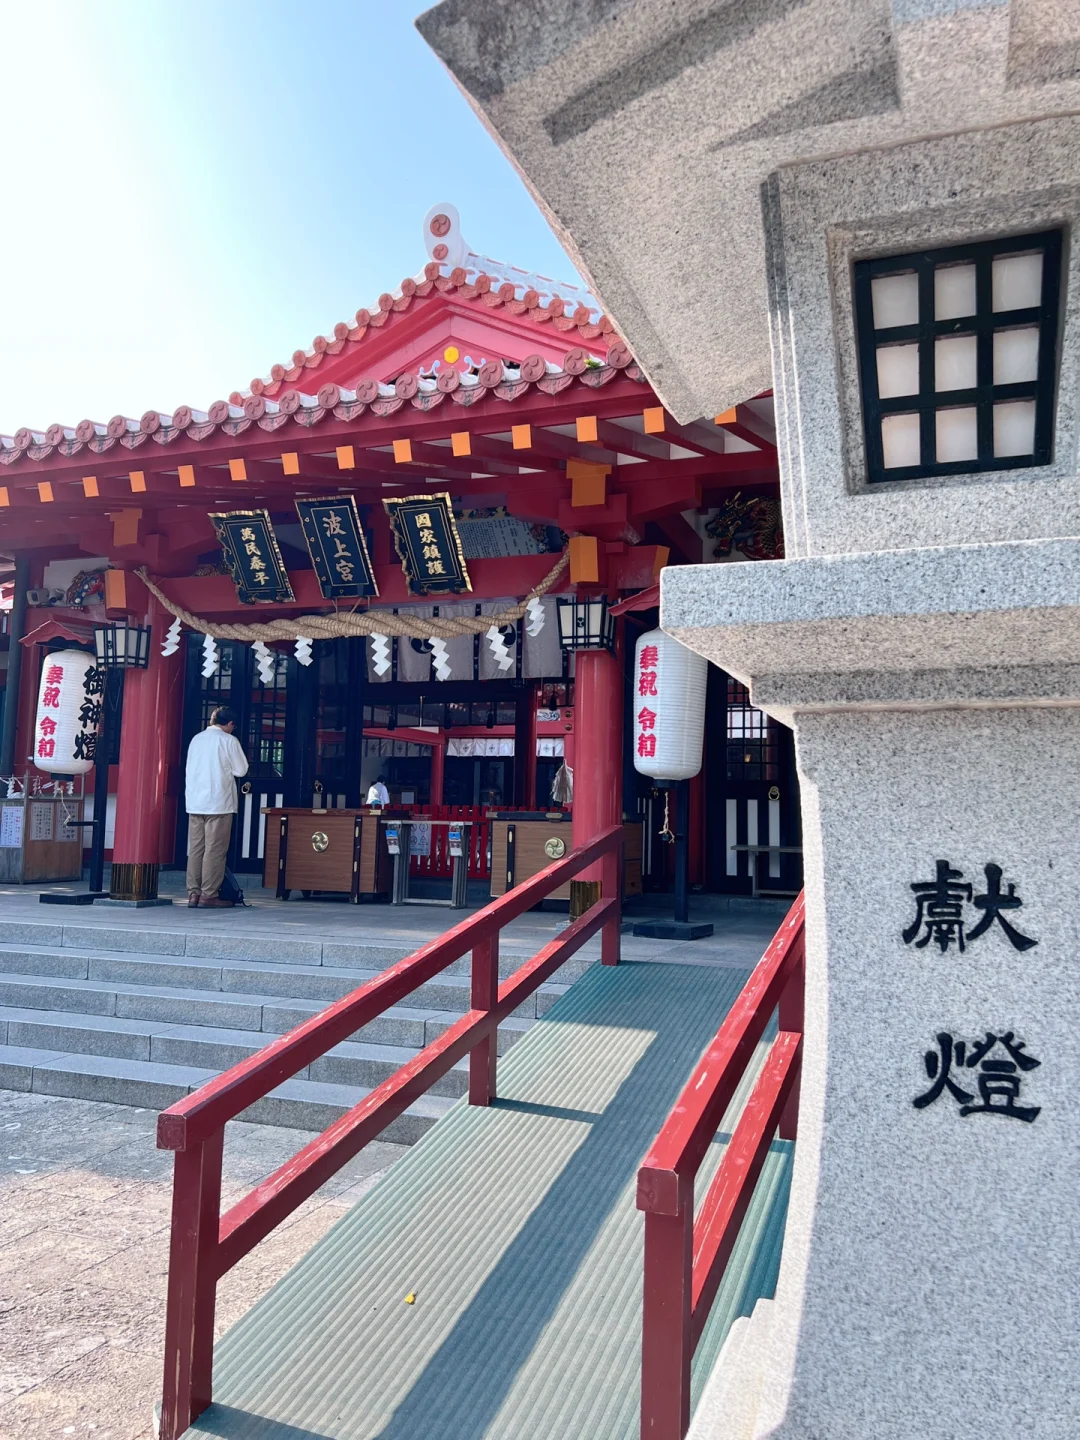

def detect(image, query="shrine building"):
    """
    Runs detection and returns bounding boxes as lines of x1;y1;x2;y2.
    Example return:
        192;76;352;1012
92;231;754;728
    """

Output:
0;204;794;908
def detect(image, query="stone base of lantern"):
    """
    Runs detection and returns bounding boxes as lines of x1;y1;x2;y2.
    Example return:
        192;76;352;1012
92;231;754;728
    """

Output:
632;918;714;940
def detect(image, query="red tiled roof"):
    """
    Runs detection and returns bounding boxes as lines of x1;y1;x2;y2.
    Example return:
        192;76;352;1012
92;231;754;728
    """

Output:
0;346;640;467
242;258;619;404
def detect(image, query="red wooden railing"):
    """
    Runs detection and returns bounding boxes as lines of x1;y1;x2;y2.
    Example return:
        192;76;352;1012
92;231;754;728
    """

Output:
157;824;623;1440
637;893;805;1440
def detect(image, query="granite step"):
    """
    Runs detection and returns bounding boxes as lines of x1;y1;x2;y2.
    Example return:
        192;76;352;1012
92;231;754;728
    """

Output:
0;921;598;982
0;1010;475;1098
0;1043;453;1140
0;920;572;1136
0;944;572;1017
0;1002;532;1060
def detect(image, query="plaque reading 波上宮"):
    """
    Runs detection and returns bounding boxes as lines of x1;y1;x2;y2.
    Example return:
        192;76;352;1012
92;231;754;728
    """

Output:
210;509;295;605
903;860;1037;953
295;496;378;600
913;1031;1041;1122
383;493;472;596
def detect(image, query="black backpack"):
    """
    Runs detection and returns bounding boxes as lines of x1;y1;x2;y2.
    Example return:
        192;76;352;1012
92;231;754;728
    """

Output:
219;867;248;906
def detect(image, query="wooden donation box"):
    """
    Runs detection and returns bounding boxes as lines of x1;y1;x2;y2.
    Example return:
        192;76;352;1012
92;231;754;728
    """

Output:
262;808;392;901
489;814;643;900
0;783;84;885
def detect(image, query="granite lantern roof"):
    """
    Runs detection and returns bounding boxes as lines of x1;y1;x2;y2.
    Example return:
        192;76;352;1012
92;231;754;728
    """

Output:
419;0;1080;422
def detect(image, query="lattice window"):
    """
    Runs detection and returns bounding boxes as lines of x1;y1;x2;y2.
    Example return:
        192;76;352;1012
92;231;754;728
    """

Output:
726;679;778;782
855;230;1062;483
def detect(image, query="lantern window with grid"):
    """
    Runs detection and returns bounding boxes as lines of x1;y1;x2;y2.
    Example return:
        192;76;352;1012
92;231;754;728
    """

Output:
93;621;151;670
854;230;1063;484
556;596;616;653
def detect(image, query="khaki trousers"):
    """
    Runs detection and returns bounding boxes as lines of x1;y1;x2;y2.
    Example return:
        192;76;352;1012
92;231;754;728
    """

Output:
186;813;234;899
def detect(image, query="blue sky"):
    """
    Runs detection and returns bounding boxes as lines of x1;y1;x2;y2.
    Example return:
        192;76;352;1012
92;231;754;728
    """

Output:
0;2;582;434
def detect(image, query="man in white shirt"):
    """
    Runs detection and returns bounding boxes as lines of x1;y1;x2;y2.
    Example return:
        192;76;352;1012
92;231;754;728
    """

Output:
366;774;390;808
185;706;248;908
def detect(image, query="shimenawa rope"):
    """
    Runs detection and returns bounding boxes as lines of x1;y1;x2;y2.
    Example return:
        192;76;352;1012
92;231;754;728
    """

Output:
135;552;569;643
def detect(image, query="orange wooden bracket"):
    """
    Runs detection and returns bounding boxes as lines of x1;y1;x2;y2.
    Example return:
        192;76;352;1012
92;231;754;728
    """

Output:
567;458;611;508
104;568;128;612
282;452;300;476
393;439;413;464
714;407;737;425
82;476;99;498
0;488;8;508
229;458;247;482
643;407;666;435
111;509;142;549
37;482;54;503
512;425;531;450
336;446;355;470
576;415;598;444
178;466;195;489
569;535;600;584
129;471;146;494
452;432;472;457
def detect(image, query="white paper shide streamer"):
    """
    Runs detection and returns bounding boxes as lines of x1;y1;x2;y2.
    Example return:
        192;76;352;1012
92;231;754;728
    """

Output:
631;628;708;780
294;636;313;667
486;624;514;673
370;634;391;676
252;641;276;685
525;596;545;636
201;634;219;678
429;637;452;681
161;617;182;657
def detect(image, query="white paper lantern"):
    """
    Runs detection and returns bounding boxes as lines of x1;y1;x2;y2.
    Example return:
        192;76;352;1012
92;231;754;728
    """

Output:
33;649;101;776
632;628;708;781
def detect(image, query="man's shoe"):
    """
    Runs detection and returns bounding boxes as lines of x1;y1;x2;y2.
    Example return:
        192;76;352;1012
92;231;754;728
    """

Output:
187;892;200;908
200;896;234;908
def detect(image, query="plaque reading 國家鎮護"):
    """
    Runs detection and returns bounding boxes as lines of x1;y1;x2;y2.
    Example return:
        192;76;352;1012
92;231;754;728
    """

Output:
210;509;295;605
295;496;378;600
383;493;472;596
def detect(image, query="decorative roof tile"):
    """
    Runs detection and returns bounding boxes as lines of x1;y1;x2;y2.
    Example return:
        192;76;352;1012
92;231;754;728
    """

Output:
0;351;644;465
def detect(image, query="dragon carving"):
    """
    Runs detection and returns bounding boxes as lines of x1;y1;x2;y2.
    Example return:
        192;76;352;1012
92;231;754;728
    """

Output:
705;491;784;561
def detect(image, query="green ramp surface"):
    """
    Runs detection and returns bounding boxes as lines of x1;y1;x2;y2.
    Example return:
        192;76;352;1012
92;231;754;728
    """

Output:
185;957;793;1440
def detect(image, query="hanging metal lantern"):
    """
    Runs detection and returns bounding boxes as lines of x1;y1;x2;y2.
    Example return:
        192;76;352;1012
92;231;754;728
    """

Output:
556;596;615;653
94;621;151;670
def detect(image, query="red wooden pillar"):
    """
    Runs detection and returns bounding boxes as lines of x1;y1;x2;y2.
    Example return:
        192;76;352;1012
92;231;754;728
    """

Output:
110;594;182;901
571;645;623;882
468;935;499;1105
429;737;446;808
640;1175;694;1440
160;1129;223;1440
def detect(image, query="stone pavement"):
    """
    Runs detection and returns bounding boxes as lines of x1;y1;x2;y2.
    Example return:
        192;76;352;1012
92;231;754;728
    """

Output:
0;1092;408;1440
